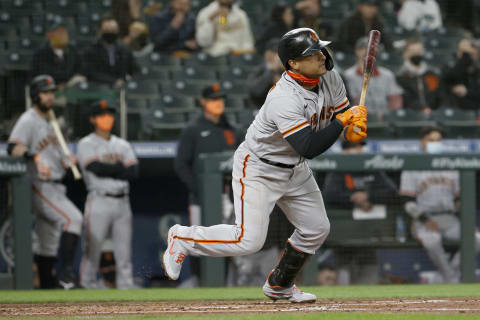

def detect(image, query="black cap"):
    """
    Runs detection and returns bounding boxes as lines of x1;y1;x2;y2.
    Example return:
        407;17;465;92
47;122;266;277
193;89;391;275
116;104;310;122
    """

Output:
341;140;366;150
265;37;280;53
90;100;116;117
202;83;226;99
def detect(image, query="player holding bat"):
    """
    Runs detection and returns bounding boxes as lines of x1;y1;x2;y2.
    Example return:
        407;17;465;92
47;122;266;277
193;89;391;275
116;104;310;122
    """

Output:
8;75;83;290
163;28;374;302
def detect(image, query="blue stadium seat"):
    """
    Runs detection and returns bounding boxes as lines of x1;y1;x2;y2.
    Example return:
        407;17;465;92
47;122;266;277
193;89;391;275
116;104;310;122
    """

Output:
385;109;437;139
431;107;480;138
229;53;263;68
150;94;196;109
218;66;248;81
220;79;249;96
183;52;228;67
161;80;208;97
136;66;170;81
142;107;186;140
126;80;160;99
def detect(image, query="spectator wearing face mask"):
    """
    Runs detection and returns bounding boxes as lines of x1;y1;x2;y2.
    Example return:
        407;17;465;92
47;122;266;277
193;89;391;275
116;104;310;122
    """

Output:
30;23;86;90
442;38;480;111
127;21;154;58
83;14;139;88
396;38;442;114
148;0;197;55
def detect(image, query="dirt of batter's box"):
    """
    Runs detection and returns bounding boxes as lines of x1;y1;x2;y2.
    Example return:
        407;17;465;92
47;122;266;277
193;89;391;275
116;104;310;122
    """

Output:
1;297;480;317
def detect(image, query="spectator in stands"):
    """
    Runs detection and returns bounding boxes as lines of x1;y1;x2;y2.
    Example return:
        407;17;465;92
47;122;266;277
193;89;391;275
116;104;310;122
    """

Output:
442;38;480;111
255;3;295;54
195;0;254;57
247;38;283;108
400;126;480;283
316;264;337;286
323;140;398;285
128;21;154;58
343;37;403;117
174;84;239;287
83;15;139;88
30;23;86;90
397;0;443;33
294;0;333;40
148;0;197;55
396;38;442;114
335;0;391;54
111;0;142;42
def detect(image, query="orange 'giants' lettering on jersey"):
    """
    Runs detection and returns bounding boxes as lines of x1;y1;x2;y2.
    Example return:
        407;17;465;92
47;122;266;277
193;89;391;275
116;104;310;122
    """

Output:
310;113;318;131
319;106;335;121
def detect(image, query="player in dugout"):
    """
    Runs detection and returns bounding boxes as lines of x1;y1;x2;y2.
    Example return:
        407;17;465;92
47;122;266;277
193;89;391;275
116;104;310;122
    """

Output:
7;75;82;289
163;28;368;302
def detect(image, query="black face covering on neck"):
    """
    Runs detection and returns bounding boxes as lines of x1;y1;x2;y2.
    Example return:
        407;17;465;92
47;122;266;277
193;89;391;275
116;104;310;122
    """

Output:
410;55;424;66
102;32;118;44
37;103;50;113
460;52;473;67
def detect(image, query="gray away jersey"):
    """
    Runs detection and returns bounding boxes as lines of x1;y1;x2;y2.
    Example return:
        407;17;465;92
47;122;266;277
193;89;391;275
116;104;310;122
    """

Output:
77;133;138;195
400;170;459;213
8;109;65;181
244;70;349;165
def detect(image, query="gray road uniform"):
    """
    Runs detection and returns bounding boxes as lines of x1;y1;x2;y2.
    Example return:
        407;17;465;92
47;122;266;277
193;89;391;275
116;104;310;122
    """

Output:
400;170;480;282
171;70;349;258
8;108;83;256
77;133;137;289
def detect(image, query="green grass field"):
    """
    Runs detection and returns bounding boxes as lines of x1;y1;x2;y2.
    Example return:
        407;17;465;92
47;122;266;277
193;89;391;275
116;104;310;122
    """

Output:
1;284;480;320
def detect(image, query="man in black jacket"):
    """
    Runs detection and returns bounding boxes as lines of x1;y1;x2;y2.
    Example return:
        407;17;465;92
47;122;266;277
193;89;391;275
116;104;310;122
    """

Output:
323;140;398;285
174;84;238;286
83;15;139;88
30;23;85;89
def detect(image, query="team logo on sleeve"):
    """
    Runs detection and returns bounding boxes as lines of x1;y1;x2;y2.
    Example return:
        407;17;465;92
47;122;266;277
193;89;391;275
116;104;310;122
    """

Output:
309;32;319;42
310;113;318;131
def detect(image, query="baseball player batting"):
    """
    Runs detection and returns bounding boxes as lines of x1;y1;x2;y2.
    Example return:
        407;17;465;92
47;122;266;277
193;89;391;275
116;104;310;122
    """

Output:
8;75;83;289
77;100;138;289
163;28;368;302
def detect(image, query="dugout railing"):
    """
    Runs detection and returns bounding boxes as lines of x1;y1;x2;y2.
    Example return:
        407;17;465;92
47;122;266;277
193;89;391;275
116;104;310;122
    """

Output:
0;157;32;289
197;152;479;287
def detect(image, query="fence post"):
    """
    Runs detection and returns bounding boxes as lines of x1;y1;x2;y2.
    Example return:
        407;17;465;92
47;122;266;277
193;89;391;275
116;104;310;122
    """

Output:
460;171;476;283
199;171;224;287
12;174;33;289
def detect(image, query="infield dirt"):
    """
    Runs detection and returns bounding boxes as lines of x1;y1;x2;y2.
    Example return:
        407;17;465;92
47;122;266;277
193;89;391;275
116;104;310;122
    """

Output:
1;297;480;317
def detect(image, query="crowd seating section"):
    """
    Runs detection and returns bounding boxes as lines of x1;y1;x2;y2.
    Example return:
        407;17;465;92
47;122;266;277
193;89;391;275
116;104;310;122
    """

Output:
0;0;476;141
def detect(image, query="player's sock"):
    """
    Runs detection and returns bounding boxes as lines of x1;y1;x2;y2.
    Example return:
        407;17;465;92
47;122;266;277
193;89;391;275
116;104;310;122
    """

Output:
267;241;311;288
59;232;79;272
34;254;57;289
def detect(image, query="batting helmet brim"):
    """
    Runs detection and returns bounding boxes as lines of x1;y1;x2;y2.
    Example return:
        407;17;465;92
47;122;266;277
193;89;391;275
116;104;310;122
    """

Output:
301;40;331;57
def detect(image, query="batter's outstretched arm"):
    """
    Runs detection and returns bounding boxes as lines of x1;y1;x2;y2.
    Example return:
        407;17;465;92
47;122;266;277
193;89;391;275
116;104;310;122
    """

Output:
285;119;343;159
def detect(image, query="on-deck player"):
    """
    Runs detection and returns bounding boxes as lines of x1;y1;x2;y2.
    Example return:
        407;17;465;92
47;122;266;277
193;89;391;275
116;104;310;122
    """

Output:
8;75;82;289
163;28;368;302
77;100;138;289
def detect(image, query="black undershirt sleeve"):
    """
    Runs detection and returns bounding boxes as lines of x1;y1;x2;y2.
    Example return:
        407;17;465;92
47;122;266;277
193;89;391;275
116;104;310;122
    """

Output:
86;161;126;178
285;119;343;159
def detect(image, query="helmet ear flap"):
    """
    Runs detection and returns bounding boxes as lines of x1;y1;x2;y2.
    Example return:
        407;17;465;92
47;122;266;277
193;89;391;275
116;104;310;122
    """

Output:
321;48;334;71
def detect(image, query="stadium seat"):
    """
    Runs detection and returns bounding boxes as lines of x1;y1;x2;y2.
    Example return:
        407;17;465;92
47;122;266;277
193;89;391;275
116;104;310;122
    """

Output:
126;80;160;99
126;98;148;110
236;109;256;128
378;51;403;73
334;51;356;71
2;51;32;71
7;38;44;52
218;66;248;81
142;107;186;140
219;79;249;96
136;66;170;81
161;80;208;97
229;53;263;68
225;96;246;109
171;65;217;81
385;109;437;139
366;113;394;139
183;52;228;67
150;94;196;109
431;107;480;138
136;52;181;69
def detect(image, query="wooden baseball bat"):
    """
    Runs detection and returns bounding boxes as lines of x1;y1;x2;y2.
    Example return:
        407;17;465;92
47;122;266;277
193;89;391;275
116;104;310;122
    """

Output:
359;30;381;106
48;109;82;180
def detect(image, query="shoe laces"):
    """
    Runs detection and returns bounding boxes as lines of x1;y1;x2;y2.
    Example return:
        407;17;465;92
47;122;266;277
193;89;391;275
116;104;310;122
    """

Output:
175;252;186;264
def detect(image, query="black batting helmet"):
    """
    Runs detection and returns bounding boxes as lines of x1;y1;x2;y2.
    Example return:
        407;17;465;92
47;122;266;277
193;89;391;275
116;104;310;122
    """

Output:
30;74;56;105
278;28;334;71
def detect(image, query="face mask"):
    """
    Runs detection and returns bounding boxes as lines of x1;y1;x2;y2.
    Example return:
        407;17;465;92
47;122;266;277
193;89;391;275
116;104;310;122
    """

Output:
425;141;443;154
410;55;423;66
205;99;225;116
95;113;115;132
131;34;148;50
102;32;118;44
460;52;473;67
